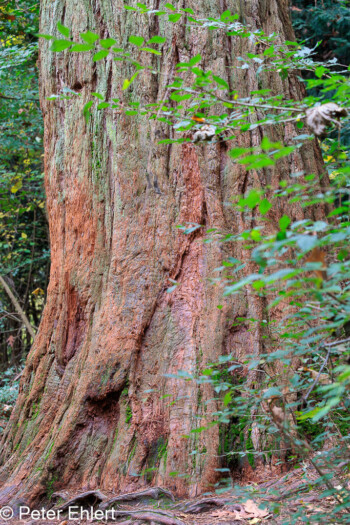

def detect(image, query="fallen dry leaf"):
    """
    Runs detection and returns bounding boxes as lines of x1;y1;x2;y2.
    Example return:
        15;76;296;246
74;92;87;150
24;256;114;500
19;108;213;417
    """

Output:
244;499;269;518
212;508;253;521
306;103;347;137
193;124;217;142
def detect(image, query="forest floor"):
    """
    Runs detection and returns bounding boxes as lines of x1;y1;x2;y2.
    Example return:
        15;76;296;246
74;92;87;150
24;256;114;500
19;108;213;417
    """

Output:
2;467;341;525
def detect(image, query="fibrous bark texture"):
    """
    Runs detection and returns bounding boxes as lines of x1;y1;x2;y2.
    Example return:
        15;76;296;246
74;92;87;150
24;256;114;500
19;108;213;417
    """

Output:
0;0;326;507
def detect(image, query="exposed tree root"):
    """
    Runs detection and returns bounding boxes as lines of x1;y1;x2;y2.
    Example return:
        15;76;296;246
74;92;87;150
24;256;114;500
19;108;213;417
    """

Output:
99;487;176;510
103;522;143;525
174;497;239;514
55;490;107;511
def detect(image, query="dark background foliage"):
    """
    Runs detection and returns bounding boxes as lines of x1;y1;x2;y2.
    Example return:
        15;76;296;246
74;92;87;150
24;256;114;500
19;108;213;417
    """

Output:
0;0;48;377
292;0;350;65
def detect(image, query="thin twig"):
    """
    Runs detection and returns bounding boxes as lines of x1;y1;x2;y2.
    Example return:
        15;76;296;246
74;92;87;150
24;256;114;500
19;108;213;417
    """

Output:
324;337;350;347
183;87;304;113
0;275;36;339
303;346;332;402
267;405;349;511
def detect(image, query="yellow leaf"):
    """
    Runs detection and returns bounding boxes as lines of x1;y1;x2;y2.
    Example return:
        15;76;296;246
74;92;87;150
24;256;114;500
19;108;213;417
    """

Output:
32;288;44;296
21;232;27;239
10;180;22;193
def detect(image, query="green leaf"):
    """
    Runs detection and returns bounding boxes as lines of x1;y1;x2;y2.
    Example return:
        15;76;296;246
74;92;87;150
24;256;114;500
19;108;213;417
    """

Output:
190;426;207;434
310;398;341;421
50;39;72;52
147;36;166;44
228;147;253;159
122;71;140;91
273;146;295;159
57;21;70;38
328;206;348;218
97;102;110;110
100;38;117;49
165;3;176;10
212;75;229;90
223;392;232;406
315;66;326;78
224;274;261;295
170;93;192;102
140;47;162;55
70;43;94;52
263;387;281;399
297;407;322;421
83;101;93;123
296;234;317;253
93;49;109;61
37;34;54;40
259;198;272;215
338;368;350;382
246;190;261;209
129;35;144;47
221;10;231;20
80;31;99;44
261;136;280;150
263;45;275;56
240;156;274;169
169;13;182;22
279;215;291;231
91;92;104;100
252;279;265;290
122;79;131;90
189;54;201;66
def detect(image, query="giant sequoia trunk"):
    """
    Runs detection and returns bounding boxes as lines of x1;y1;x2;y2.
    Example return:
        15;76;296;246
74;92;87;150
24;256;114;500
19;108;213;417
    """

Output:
0;0;326;507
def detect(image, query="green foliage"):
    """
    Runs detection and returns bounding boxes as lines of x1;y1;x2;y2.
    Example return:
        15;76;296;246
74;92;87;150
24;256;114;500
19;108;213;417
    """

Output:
125;404;132;424
292;0;350;65
0;0;49;366
0;367;20;406
0;367;22;434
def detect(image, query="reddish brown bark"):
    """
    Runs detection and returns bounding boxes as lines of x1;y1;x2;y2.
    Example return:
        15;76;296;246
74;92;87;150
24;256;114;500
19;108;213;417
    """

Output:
0;0;326;507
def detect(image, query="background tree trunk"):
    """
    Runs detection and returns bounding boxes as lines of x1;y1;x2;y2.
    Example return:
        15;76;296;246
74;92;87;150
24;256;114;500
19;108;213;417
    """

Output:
0;0;326;507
